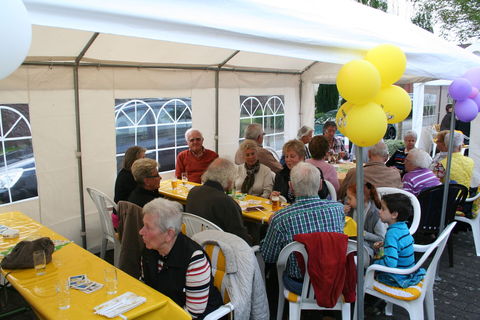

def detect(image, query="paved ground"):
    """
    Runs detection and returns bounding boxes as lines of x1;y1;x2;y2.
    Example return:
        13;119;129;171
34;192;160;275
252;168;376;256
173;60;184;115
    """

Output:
3;228;480;319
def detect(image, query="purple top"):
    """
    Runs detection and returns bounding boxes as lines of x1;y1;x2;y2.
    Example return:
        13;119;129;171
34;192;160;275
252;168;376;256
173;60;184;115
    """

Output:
305;158;340;192
402;168;441;196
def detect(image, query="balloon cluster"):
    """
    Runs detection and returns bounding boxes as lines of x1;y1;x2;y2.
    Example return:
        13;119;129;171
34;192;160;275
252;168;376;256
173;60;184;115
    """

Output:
335;44;411;147
448;67;480;122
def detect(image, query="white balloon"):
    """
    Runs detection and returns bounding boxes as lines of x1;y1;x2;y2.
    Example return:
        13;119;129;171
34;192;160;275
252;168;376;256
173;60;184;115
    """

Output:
0;0;32;80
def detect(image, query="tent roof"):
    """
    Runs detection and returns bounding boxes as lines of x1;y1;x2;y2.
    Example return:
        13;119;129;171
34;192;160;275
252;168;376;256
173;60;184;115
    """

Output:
24;0;480;80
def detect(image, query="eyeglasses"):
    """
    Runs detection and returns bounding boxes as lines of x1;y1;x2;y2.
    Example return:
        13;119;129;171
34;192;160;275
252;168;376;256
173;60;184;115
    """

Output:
146;172;161;178
188;137;202;142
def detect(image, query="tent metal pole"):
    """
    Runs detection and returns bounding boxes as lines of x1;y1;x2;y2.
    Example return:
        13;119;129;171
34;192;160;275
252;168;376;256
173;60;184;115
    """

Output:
214;70;219;152
355;146;365;320
73;32;99;249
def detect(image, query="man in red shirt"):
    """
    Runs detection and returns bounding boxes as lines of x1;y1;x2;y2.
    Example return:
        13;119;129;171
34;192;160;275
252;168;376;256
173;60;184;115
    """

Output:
175;129;218;183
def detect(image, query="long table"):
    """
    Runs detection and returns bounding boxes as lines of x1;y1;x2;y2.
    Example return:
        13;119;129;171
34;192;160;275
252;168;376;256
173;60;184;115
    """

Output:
0;212;191;320
159;180;357;236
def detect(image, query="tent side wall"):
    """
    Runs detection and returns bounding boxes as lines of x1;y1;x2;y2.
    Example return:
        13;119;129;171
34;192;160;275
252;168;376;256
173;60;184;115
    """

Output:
0;66;301;249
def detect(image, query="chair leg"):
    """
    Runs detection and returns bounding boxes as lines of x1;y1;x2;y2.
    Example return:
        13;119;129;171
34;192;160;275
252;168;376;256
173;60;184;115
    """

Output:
276;294;284;320
113;241;121;267
289;302;301;320
385;301;393;316
425;290;435;320
100;238;107;259
471;220;480;256
447;237;454;267
341;303;350;320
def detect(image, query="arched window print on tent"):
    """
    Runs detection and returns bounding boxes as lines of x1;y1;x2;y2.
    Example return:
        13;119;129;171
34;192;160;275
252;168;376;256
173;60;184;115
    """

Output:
0;104;38;205
114;98;192;172
239;95;285;153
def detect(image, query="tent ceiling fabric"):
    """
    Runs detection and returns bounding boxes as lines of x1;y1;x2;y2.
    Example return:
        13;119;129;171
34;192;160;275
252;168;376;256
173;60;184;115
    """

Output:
24;0;480;79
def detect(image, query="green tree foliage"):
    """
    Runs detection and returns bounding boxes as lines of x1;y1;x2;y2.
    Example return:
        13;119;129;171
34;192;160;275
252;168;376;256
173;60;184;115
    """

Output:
411;7;434;32
413;0;480;42
356;0;388;12
315;84;339;114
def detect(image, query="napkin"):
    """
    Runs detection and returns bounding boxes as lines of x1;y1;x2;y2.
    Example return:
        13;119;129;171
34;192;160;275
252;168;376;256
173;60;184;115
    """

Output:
94;292;146;318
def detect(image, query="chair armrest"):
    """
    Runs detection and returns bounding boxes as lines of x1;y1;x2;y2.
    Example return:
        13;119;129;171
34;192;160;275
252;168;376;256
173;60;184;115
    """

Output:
204;303;234;320
466;192;480;203
366;263;419;276
413;243;431;253
251;245;260;253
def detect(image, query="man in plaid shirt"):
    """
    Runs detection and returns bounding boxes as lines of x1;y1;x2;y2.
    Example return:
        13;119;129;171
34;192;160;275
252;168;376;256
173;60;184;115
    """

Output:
261;162;345;293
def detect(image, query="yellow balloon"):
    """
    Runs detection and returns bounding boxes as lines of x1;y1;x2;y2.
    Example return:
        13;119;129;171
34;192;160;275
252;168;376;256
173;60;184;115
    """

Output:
336;60;381;104
344;102;387;147
365;44;407;87
336;101;353;135
374;85;412;124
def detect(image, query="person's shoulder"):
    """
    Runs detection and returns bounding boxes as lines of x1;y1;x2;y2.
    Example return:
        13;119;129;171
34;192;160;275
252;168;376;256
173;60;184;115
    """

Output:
204;149;218;157
177;149;189;158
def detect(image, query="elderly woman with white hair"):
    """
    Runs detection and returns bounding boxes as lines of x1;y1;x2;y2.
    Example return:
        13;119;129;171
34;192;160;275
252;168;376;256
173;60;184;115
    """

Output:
386;130;417;175
297;125;314;159
402;149;441;196
437;131;474;188
140;198;222;319
235;139;274;198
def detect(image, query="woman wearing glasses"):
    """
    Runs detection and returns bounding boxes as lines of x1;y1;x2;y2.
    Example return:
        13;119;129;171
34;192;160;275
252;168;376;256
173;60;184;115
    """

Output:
128;158;163;207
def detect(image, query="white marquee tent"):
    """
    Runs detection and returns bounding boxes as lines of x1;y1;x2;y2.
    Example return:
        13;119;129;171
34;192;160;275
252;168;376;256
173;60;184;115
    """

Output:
1;0;479;249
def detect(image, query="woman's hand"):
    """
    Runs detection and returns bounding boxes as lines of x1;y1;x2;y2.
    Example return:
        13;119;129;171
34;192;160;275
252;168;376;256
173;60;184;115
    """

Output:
343;205;351;214
270;191;280;199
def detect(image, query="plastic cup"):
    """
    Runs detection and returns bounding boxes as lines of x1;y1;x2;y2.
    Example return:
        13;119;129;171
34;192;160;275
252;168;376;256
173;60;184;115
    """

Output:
56;279;70;310
104;267;118;295
33;250;46;276
181;172;188;186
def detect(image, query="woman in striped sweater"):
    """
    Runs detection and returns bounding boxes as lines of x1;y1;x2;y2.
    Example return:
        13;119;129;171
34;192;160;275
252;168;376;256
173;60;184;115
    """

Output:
139;198;222;319
373;193;425;288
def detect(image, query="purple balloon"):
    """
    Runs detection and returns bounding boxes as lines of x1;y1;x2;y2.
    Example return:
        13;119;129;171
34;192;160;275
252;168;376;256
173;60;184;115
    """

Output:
473;94;480;112
449;78;472;101
463;67;480;89
455;99;478;122
470;87;479;99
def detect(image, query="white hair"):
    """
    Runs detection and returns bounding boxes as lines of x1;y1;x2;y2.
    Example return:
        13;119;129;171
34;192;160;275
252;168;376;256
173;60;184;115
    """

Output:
404;130;417;140
368;140;389;158
296;126;313;139
143;198;183;234
201;158;236;189
244;123;263;140
445;131;464;149
290;162;320;197
185;128;203;141
407;148;432;169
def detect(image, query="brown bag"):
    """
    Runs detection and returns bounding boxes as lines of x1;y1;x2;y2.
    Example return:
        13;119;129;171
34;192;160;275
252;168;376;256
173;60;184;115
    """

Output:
1;237;54;269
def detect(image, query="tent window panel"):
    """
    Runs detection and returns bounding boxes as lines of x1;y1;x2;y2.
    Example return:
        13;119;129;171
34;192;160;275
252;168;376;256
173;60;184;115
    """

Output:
158;149;175;172
10;169;38;203
116;128;136;154
116;156;124;173
158;125;175;149
115;98;192;173
0;104;38;206
176;146;188;156
239;95;284;153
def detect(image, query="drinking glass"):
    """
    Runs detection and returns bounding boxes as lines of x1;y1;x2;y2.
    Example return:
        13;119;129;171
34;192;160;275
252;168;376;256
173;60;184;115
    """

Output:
171;178;178;190
104;267;118;295
181;172;188;186
56;278;70;310
33;250;46;276
271;195;280;211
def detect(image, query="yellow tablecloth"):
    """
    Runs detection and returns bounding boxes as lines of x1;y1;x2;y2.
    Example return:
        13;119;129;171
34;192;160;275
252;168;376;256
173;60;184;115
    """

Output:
0;212;190;320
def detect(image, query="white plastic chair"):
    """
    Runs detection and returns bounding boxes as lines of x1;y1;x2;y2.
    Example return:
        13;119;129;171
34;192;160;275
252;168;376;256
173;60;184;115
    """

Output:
182;212;222;237
276;239;357;320
377;187;421;235
455;191;480;256
86;187;120;266
358;222;457;320
324;180;337;201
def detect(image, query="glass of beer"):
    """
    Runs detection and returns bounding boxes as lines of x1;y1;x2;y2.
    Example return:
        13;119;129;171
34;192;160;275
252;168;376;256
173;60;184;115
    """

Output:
171;178;178;190
271;195;280;211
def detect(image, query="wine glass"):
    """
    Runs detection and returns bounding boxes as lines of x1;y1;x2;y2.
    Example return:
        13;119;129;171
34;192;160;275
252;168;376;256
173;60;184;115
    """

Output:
181;172;188;186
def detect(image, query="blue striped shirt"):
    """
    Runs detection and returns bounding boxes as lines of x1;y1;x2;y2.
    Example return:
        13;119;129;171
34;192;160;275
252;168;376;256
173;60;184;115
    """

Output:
260;196;345;279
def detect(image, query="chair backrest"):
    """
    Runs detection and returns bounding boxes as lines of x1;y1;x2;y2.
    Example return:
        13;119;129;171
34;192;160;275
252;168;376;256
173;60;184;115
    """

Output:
86;187;117;241
377;187;421;235
324;180;337;201
117;200;144;278
203;243;231;304
417;184;468;233
415;222;457;300
182;212;222;237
